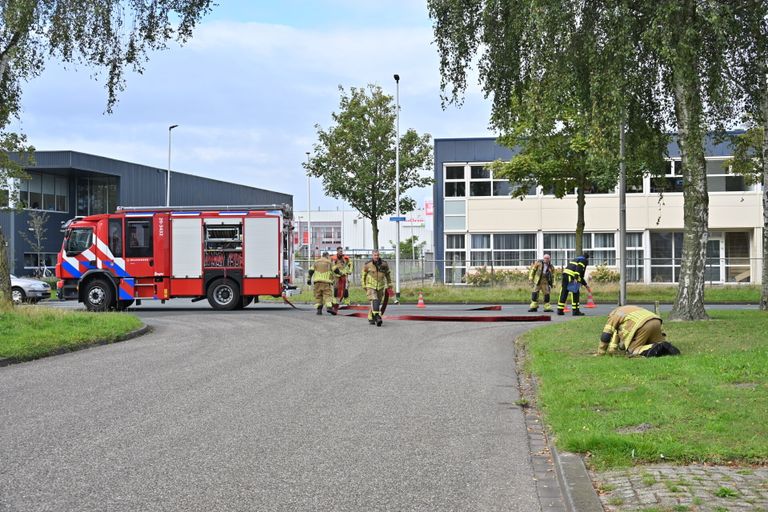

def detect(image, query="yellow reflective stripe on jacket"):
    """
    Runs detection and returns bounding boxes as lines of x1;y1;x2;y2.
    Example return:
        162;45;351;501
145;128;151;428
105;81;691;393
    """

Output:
313;270;333;283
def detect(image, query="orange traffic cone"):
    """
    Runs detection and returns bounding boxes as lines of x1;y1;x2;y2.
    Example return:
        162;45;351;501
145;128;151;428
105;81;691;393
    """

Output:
586;291;596;308
417;292;426;308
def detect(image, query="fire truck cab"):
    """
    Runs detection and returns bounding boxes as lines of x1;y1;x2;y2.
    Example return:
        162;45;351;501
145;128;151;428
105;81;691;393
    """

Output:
56;205;294;311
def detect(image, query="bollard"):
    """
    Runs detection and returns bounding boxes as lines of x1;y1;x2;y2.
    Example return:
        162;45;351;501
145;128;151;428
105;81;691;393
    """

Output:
654;300;660;316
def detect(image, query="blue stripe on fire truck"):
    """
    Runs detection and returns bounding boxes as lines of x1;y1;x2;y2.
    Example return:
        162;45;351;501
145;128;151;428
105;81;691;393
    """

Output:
61;260;82;278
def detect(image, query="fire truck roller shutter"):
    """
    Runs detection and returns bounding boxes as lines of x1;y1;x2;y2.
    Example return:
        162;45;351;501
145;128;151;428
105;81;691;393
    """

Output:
172;218;203;278
244;217;280;278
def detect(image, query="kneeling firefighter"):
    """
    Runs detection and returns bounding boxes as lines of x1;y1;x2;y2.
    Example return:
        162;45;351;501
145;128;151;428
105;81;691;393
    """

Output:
361;250;393;327
598;305;681;357
308;251;342;315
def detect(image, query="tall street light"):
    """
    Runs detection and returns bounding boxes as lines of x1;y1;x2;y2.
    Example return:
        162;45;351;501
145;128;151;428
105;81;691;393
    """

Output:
306;151;312;259
394;73;401;303
167;124;179;207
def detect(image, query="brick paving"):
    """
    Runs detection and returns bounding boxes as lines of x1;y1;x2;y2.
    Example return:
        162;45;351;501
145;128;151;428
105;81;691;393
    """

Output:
591;464;768;512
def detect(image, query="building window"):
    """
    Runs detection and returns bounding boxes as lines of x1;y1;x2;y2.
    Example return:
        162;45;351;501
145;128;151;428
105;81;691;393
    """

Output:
445;234;466;284
626;232;644;282
18;173;69;212
23;252;58;273
445;165;466;197
543;233;591;266
444;198;466;231
650;160;683;193
650;232;682;282
467;233;538;267
470;234;491;265
725;232;750;282
76;175;119;216
493;233;537;265
706;158;749;192
591;233;616;265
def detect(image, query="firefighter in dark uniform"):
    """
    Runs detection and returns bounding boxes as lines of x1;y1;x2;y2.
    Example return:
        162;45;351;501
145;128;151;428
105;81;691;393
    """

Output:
557;253;591;316
528;253;554;312
308;251;341;315
598;305;680;357
361;250;392;326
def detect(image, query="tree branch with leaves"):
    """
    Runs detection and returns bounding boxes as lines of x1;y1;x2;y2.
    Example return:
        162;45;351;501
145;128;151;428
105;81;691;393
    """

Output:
306;84;433;250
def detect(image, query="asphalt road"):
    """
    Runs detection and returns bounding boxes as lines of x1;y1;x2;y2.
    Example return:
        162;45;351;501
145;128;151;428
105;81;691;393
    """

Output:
0;302;550;512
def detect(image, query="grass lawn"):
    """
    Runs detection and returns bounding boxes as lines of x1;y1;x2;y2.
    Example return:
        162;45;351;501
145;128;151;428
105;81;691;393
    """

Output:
0;306;143;362
281;283;762;304
519;309;768;470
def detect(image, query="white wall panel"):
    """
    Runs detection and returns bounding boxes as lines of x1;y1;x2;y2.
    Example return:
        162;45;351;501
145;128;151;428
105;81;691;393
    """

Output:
172;218;202;278
245;217;279;278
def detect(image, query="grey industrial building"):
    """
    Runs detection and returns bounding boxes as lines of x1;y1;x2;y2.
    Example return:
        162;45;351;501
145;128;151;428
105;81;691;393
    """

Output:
2;151;292;275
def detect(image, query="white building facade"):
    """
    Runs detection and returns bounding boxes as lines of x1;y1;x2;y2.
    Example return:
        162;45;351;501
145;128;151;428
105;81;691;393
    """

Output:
293;208;434;259
434;135;760;284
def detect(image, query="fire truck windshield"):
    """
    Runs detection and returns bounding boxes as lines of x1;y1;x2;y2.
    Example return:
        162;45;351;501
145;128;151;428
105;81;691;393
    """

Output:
65;228;93;255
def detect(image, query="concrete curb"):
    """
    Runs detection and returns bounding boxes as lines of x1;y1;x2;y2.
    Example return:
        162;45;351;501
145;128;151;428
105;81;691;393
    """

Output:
0;323;151;368
516;338;604;512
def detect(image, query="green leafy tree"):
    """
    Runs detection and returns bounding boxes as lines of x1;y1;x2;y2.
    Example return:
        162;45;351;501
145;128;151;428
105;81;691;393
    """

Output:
0;0;214;306
429;0;666;255
429;0;743;320
19;210;49;277
307;85;433;250
727;1;768;309
390;235;426;260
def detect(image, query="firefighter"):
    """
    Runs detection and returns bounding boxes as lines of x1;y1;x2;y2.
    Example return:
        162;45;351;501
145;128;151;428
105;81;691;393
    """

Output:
307;251;341;315
331;246;354;308
361;250;393;326
597;305;681;357
557;253;591;316
528;253;554;312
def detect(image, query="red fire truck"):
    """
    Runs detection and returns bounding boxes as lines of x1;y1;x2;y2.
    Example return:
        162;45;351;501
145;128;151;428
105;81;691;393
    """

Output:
56;205;295;311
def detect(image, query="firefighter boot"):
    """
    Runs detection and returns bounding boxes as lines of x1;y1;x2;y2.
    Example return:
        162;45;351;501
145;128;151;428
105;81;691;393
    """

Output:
373;299;383;327
572;308;585;316
368;303;376;325
316;305;323;316
327;304;337;315
543;294;553;312
528;293;539;312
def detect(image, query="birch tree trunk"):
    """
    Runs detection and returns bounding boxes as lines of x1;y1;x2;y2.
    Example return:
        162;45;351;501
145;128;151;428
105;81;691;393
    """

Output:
760;66;768;311
371;218;380;251
0;228;12;307
575;183;586;255
669;67;709;321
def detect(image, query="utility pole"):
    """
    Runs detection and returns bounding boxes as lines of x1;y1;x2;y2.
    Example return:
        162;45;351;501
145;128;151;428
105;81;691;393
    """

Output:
619;117;627;306
394;73;401;303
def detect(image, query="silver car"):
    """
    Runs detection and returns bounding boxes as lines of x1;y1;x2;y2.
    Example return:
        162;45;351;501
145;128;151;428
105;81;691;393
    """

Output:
10;275;52;304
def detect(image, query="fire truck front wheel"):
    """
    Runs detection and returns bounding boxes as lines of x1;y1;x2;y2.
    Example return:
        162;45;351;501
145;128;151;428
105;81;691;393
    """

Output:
207;278;240;311
83;278;115;312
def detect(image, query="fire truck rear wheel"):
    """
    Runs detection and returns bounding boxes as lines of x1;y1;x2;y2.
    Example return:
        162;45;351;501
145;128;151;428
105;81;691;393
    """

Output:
207;278;240;311
237;296;254;309
83;278;115;312
116;299;135;311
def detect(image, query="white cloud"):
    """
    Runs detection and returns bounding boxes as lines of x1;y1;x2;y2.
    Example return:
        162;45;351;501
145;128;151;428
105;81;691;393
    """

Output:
15;14;493;211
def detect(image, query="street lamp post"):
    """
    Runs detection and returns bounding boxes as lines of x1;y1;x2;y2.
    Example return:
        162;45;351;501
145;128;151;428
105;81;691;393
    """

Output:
394;73;401;303
306;152;312;259
167;124;178;207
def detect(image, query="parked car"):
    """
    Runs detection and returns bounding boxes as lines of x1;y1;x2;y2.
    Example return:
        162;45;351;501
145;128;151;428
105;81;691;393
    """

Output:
10;275;51;304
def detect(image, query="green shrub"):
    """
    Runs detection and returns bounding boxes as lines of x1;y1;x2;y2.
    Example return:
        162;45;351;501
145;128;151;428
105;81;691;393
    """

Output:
464;266;530;286
589;264;620;283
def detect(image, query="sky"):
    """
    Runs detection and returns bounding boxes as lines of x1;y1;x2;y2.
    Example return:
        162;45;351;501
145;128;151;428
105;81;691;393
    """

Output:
12;0;495;211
